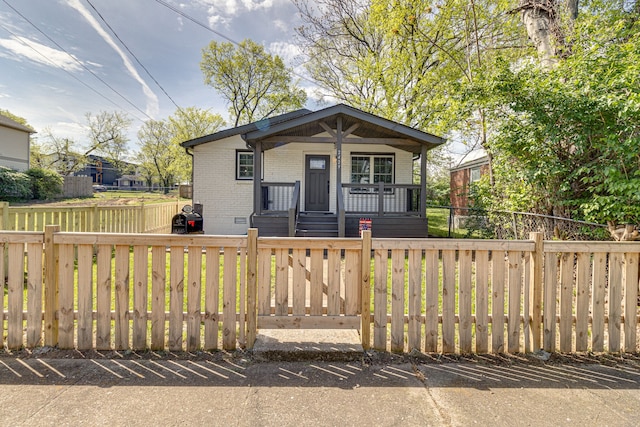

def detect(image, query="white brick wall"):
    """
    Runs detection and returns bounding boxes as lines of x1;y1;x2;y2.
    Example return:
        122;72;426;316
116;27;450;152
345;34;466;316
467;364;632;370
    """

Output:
193;134;415;235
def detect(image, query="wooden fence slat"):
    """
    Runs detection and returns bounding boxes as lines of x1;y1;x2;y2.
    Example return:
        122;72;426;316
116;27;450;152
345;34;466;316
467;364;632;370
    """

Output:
58;243;75;349
559;252;574;352
608;252;623;352
507;250;522;353
239;247;246;347
475;250;489;353
344;249;359;317
458;249;472;354
543;252;558;352
151;245;166;350
115;245;130;350
77;244;93;350
391;248;405;353
575;252;590;351
424;249;439;353
7;243;25;349
442;249;456;353
26;242;43;347
96;244;112;350
258;248;272;316
327;249;341;316
492;250;505;353
275;248;288;316
44;225;60;347
223;247;237;350
169;246;184;351
624;252;638;352
133;245;149;350
591;252;606;352
309;249;323;316
408;248;422;352
187;245;202;351
373;249;387;351
204;246;220;350
292;248;306;316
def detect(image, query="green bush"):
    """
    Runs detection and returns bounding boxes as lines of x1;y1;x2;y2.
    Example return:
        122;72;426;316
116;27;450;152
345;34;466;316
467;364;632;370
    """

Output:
0;166;32;200
26;168;63;200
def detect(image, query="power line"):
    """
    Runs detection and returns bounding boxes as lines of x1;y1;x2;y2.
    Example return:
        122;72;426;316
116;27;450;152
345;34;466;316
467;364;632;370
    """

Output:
2;0;153;121
152;0;325;91
84;0;181;111
0;21;145;122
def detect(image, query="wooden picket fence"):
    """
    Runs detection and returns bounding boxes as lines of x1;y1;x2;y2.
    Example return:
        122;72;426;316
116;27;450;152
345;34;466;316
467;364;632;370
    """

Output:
0;201;179;233
1;228;639;353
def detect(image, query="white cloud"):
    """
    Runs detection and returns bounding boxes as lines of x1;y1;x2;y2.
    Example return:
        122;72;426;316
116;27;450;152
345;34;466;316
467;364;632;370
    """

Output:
268;41;303;66
64;0;160;118
0;35;83;72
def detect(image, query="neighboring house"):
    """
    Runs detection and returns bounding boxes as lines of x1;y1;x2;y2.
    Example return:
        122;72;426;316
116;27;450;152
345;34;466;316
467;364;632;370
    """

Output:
449;149;490;213
182;104;445;237
0;115;35;171
75;155;121;186
117;174;145;189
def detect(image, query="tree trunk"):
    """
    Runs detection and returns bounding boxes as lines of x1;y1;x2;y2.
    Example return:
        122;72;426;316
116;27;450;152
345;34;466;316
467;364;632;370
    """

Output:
519;0;560;69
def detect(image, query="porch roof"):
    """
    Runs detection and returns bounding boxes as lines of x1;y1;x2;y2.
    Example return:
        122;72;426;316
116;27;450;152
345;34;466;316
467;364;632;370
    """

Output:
181;104;446;154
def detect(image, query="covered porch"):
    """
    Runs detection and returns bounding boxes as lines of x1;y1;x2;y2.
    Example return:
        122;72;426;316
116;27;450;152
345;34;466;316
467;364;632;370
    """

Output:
246;105;445;237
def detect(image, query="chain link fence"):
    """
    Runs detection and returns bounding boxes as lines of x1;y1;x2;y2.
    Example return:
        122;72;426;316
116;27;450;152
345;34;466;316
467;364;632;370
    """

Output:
427;206;611;241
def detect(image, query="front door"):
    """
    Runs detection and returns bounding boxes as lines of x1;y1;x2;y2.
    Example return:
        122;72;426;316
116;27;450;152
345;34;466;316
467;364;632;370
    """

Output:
305;155;330;211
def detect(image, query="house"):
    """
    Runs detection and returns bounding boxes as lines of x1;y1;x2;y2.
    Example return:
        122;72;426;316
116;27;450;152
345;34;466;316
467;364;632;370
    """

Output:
449;148;490;213
116;174;145;189
0;114;35;171
74;155;121;186
182;104;445;237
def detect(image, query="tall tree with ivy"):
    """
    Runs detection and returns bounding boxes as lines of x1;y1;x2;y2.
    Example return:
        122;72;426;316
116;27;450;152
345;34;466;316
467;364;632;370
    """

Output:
472;1;640;228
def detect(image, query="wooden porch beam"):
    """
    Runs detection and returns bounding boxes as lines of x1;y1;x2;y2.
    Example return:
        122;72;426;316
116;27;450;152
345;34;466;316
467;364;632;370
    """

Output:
262;136;418;145
318;121;336;137
343;123;360;137
420;144;427;218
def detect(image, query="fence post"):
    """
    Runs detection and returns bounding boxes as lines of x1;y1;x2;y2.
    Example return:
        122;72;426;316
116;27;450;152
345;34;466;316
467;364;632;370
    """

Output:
529;232;543;351
246;228;258;349
44;225;60;347
361;229;372;350
0;201;9;230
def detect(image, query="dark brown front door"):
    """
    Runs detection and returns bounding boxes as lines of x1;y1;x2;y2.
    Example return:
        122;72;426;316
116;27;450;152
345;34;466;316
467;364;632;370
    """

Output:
305;155;330;211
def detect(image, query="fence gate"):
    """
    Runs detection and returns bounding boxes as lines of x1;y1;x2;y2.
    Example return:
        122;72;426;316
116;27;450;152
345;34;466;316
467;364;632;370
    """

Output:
255;237;366;334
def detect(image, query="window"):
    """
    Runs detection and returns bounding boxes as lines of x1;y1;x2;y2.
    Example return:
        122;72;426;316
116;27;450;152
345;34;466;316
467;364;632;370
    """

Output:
236;150;254;180
350;154;394;192
470;166;481;183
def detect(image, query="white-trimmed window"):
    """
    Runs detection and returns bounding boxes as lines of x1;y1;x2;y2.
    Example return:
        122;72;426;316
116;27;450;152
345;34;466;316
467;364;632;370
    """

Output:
350;154;394;192
236;150;254;180
470;166;481;183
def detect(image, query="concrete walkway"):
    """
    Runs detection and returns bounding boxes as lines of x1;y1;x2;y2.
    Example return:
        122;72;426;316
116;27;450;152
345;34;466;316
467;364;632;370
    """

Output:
2;348;640;427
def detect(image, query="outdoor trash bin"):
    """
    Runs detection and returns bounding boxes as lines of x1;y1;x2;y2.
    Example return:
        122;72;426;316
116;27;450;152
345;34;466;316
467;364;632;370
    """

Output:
171;205;204;234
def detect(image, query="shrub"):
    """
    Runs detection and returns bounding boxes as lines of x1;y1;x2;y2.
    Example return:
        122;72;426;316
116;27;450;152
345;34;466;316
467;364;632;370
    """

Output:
0;166;32;200
26;168;63;200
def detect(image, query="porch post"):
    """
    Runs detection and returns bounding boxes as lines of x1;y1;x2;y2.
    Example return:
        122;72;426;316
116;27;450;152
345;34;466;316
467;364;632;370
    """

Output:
253;141;262;215
420;145;427;218
336;116;343;202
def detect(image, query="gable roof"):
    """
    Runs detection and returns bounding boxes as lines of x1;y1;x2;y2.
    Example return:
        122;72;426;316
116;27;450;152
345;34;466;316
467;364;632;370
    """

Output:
450;148;489;172
182;104;445;154
0;114;35;133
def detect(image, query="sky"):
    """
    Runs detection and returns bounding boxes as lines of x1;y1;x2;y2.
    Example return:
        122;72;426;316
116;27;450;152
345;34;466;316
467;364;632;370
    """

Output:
0;0;317;154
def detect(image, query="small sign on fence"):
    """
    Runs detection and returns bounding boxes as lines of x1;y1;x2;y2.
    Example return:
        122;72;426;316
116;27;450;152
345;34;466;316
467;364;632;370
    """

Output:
359;218;372;236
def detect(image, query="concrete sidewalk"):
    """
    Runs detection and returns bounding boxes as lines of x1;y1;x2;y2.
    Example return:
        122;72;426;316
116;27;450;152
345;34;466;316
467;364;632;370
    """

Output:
2;350;640;427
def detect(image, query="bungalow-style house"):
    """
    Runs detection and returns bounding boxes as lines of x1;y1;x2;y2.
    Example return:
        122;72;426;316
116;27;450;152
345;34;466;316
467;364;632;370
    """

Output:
0;114;35;172
182;104;445;237
116;174;145;189
449;148;490;214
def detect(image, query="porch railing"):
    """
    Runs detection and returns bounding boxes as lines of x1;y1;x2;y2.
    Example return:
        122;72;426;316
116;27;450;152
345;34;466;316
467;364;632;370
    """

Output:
341;183;421;216
260;182;296;213
288;181;301;236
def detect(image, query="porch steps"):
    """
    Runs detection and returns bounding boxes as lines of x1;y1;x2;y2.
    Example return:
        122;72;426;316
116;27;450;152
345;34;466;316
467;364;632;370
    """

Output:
295;212;338;237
